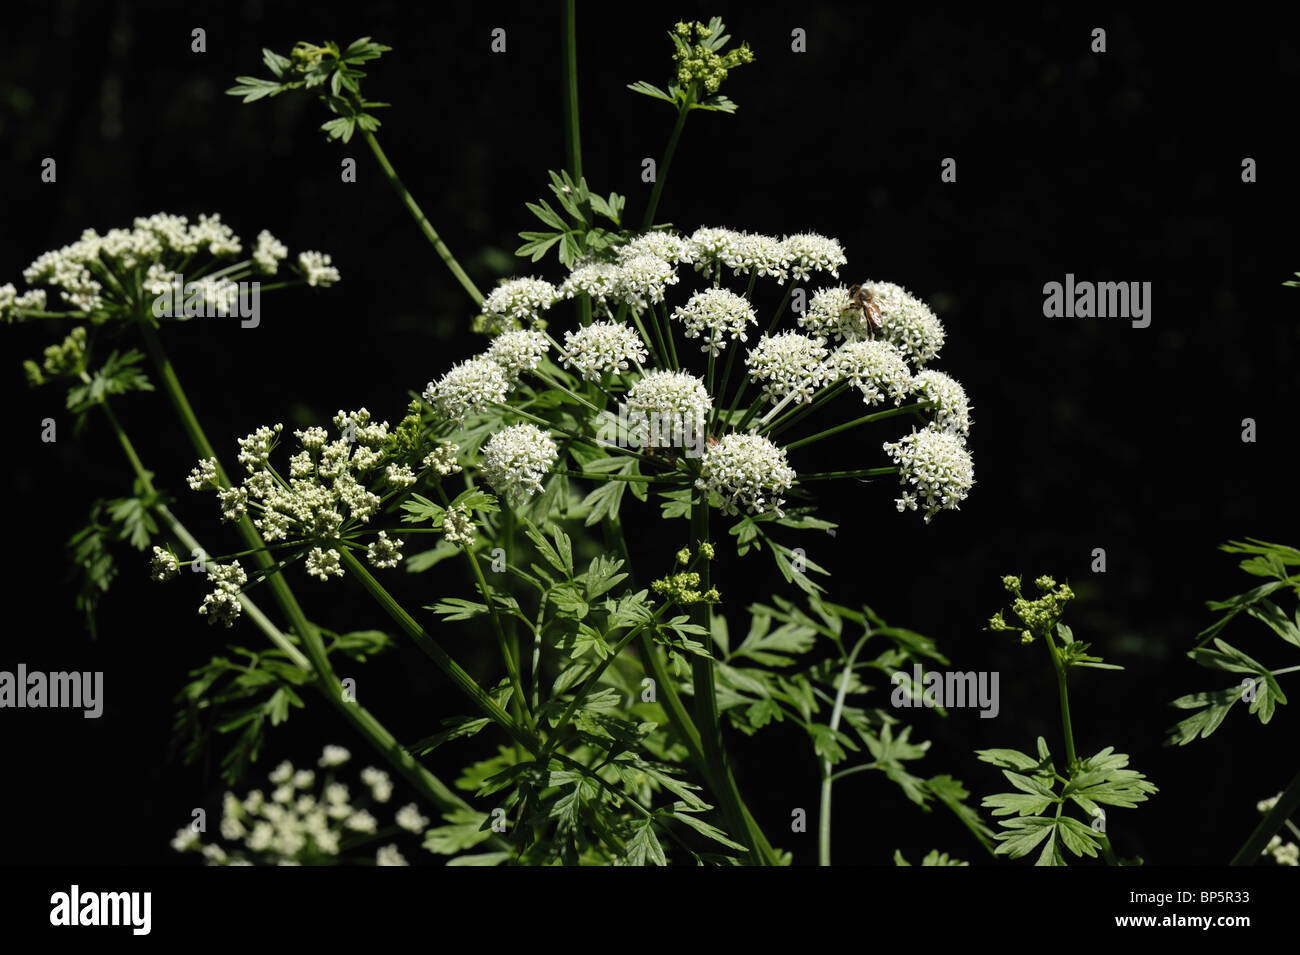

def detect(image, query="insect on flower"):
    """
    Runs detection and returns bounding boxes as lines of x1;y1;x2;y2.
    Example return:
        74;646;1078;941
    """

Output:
847;283;884;339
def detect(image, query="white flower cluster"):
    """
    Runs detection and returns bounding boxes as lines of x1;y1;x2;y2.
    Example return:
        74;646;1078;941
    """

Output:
745;332;831;404
171;749;424;866
253;230;289;274
481;423;559;505
424;356;510;425
5;213;333;318
149;546;179;582
481;277;559;331
800;286;863;342
183;411;425;583
199;561;247;628
297;250;340;287
617;231;696;265
616;253;680;309
558;321;648;380
0;283;48;322
911;369;971;436
671;288;756;356
485;329;549;380
442;503;476;546
687;228;844;284
861;281;946;366
833;339;913;406
882;426;975;523
558;262;622;306
698;433;797;517
626;369;712;429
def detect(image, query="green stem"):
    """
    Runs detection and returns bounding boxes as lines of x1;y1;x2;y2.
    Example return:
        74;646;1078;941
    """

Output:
360;130;483;305
784;402;932;450
641;108;688;231
819;634;871;866
798;466;896;482
1230;765;1300;866
561;0;582;180
336;547;538;752
97;372;473;819
1043;629;1078;768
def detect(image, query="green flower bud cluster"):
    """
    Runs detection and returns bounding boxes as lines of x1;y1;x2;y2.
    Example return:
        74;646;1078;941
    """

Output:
987;574;1075;645
24;326;88;386
652;570;721;605
671;20;755;97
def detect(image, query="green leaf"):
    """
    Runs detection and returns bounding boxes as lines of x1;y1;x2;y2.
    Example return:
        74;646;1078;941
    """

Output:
624;818;667;866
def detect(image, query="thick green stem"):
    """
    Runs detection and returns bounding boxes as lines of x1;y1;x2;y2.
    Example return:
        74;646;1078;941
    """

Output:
561;0;582;180
361;130;483;305
641;108;688;231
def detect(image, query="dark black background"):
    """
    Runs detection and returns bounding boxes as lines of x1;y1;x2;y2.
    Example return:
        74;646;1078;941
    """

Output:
2;1;1298;867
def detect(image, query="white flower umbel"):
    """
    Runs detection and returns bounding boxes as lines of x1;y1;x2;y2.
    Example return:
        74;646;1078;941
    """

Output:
366;531;404;569
421;443;461;476
253;230;289;274
486;329;549;381
318;745;351;768
305;547;344;581
237;423;283;473
911;369;971;436
882;426;975;523
199;561;247;628
481;423;559;505
626;370;713;446
617;254;679;310
559;262;622;307
481;277;558;331
860;281;946;366
559;321;648;380
149;546;179;582
442;503;476;546
361;767;393;803
745;331;831;404
617;230;696;265
376;845;409;866
297;251;341;287
671;288;757;356
800;285;871;342
423;356;510;425
698;433;797;517
395;803;430;833
833;340;913;406
187;456;220;491
781;233;847;282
